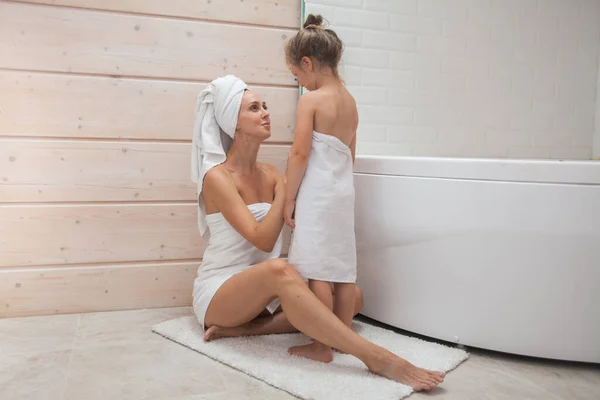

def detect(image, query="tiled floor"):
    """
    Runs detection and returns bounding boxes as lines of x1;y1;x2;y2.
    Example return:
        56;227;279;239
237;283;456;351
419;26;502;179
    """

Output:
1;307;598;400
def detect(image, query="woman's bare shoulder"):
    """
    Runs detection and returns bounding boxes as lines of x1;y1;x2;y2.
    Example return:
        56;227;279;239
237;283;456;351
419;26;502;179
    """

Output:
204;165;233;187
258;162;282;180
202;165;237;206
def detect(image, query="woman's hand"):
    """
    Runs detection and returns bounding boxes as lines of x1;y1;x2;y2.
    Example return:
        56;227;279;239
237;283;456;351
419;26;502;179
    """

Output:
283;200;296;228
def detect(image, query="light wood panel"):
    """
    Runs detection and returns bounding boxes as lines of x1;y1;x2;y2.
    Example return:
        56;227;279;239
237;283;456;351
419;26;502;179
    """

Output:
0;0;299;317
0;139;290;202
0;1;296;85
12;0;300;29
0;262;198;317
0;71;297;141
0;203;203;267
0;203;292;267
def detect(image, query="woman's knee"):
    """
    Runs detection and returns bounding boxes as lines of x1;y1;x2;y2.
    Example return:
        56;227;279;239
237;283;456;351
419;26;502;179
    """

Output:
266;259;301;284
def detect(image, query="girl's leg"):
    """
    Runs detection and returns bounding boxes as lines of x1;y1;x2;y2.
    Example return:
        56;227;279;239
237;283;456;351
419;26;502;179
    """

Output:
203;285;364;341
288;280;336;362
332;282;357;354
309;279;334;310
333;282;356;328
204;259;444;391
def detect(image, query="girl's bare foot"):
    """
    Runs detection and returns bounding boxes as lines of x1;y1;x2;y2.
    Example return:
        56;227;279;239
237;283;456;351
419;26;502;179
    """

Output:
288;341;333;363
367;352;445;391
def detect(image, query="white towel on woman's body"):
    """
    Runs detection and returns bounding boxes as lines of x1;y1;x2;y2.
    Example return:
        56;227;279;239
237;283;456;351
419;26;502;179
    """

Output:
193;202;283;329
287;131;357;283
191;75;248;239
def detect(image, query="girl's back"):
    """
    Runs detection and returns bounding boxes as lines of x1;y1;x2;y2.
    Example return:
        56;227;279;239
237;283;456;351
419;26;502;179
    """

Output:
311;85;358;148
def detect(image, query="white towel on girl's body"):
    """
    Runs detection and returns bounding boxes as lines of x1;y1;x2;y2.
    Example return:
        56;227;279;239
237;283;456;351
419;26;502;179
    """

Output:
287;131;357;283
191;75;248;239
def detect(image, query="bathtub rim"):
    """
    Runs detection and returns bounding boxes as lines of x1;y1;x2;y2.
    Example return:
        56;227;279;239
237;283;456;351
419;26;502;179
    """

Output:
354;155;600;185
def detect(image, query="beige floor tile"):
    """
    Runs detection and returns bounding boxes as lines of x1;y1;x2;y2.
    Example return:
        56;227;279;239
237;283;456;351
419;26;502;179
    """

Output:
0;350;71;400
0;314;79;356
63;339;227;400
481;352;600;400
3;308;599;400
73;307;191;349
217;367;297;400
411;352;568;400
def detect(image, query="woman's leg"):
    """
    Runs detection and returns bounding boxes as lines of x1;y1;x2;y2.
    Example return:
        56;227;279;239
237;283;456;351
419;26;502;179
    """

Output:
204;310;296;341
204;259;444;391
290;282;357;360
204;282;363;341
289;279;336;362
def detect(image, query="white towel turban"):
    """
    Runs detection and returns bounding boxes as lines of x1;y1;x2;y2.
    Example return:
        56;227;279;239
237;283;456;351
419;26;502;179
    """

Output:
191;75;248;238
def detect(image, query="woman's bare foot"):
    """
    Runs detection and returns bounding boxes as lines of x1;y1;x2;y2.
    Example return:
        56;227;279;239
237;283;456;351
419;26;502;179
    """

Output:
203;325;244;342
367;353;445;391
288;341;333;363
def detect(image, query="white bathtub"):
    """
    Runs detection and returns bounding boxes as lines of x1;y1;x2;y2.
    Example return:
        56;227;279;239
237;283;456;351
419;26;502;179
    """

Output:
353;156;600;363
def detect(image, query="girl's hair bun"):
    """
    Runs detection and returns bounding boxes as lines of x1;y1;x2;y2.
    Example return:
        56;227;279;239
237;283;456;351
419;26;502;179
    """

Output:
303;14;324;29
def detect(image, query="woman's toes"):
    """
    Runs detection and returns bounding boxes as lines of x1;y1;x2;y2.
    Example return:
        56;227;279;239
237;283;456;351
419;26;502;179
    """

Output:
428;370;443;383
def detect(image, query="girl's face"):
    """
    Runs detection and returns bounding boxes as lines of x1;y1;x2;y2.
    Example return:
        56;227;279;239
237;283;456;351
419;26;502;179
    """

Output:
289;56;318;91
236;91;271;141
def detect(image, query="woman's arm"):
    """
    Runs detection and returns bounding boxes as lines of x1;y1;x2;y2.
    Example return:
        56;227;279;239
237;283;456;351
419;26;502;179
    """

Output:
203;166;285;253
284;94;316;227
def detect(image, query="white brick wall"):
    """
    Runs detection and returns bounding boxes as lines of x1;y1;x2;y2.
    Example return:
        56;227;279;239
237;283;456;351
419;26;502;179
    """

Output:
596;48;600;160
304;0;600;160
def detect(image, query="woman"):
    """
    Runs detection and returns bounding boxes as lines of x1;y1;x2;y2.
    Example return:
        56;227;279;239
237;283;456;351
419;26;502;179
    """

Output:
190;75;444;391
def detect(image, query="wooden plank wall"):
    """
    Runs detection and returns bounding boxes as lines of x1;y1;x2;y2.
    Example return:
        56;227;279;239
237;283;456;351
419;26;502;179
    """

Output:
0;0;300;317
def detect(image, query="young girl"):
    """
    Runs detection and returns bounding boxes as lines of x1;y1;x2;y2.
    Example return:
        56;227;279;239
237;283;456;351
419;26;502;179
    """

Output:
284;14;359;363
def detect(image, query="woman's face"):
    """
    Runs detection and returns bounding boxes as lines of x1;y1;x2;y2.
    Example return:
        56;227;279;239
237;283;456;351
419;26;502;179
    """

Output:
236;90;271;141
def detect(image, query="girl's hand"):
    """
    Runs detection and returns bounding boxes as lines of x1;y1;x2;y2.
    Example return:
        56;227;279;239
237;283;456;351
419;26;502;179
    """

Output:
283;200;296;228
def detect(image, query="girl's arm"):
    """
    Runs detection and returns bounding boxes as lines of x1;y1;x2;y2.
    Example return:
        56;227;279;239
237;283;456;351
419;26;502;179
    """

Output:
202;166;284;253
284;94;316;227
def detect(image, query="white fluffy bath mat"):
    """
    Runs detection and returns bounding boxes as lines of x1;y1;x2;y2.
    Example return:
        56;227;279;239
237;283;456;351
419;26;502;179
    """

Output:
152;316;468;400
